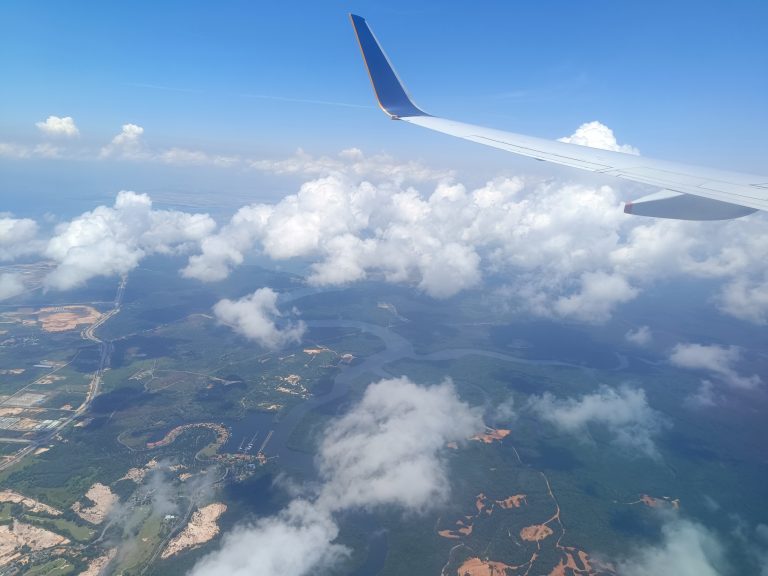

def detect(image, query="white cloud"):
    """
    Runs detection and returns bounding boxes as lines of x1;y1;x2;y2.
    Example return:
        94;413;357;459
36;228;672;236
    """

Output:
529;385;665;458
192;500;345;576
5;119;767;324
0;142;32;159
684;380;719;409
44;191;215;290
317;378;483;512
618;516;725;576
0;142;64;159
212;288;306;350
35;115;79;138
670;343;761;389
0;273;25;301
158;147;240;167
553;271;638;323
625;325;652;346
0;216;40;261
559;120;640;155
191;377;482;576
182;153;768;321
718;277;768;324
250;147;452;184
100;123;146;159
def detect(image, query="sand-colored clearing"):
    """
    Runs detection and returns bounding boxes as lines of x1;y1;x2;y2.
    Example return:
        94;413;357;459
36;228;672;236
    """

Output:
475;493;492;514
548;547;608;576
38;374;66;385
457;557;512;575
520;524;553;542
496;494;527;509
37;306;102;332
637;494;680;510
161;503;227;558
72;483;117;524
80;548;117;576
0;490;62;515
119;459;158;483
303;348;328;356
471;428;511;444
0;520;69;565
439;519;474;539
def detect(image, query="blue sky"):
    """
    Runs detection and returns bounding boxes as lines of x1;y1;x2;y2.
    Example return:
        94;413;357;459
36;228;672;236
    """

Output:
1;0;767;206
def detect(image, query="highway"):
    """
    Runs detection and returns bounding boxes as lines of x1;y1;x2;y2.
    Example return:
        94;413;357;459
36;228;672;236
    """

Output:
0;275;127;472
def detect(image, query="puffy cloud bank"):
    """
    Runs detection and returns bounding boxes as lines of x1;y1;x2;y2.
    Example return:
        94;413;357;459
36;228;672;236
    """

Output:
0;273;25;301
618;515;725;576
100;123;145;159
44;191;215;290
529;385;665;458
625;325;652;346
190;377;482;576
558;120;640;154
670;343;761;390
1;121;767;326
0;216;40;260
213;288;306;350
35;115;79;138
177;144;768;324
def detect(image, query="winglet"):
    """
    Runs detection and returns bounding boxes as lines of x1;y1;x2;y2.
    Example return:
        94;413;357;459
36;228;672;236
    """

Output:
349;14;428;119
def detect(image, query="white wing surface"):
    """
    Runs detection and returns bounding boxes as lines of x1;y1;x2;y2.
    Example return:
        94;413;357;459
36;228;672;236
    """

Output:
350;14;767;220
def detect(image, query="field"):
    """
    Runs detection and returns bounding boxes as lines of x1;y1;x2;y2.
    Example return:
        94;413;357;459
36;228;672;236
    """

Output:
0;261;765;574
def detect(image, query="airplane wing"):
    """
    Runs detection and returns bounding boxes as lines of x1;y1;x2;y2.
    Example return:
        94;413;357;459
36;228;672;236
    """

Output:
349;14;768;220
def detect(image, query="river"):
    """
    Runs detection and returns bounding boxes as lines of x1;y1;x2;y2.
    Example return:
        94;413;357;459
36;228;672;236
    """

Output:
221;317;600;574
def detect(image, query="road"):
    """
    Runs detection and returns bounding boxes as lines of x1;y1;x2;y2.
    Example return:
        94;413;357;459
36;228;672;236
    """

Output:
76;274;127;416
0;276;127;473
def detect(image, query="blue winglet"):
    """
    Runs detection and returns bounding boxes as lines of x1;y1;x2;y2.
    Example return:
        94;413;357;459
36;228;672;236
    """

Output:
349;14;428;119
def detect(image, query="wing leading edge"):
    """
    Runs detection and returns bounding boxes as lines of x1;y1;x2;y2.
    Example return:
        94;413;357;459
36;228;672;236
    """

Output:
349;14;767;220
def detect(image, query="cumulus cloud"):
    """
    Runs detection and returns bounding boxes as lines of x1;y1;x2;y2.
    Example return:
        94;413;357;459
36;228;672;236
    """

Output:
669;343;761;389
0;216;40;260
553;271;638;323
100;123;146;159
719;276;768;324
0;273;25;301
44;191;215;290
617;515;725;576
182;153;768;321
191;377;482;576
5;120;767;324
316;378;482;512
35;115;79;137
625;325;652;346
212;288;306;350
529;385;665;458
559;120;640;154
684;380;719;409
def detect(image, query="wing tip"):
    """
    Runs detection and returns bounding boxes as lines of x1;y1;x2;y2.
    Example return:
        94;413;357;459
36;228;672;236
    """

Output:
348;13;427;119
